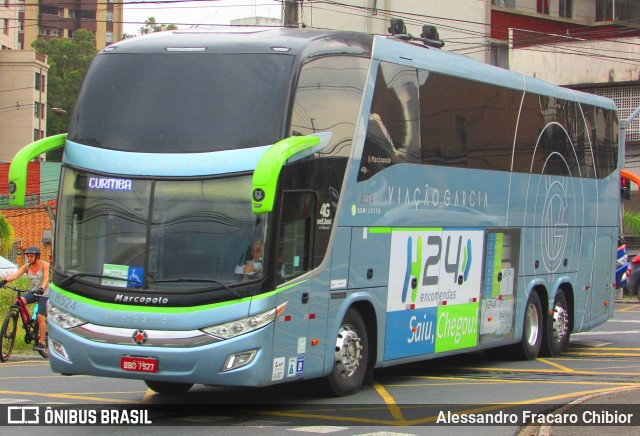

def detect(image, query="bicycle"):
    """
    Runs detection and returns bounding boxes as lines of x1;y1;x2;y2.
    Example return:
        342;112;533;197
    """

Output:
0;284;48;362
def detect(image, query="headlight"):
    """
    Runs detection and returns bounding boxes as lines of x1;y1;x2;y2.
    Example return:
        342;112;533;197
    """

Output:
202;302;286;340
48;305;87;329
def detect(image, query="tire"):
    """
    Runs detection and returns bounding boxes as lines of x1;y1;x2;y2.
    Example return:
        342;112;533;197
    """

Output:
144;380;193;395
541;290;570;357
1;310;18;362
323;308;369;397
505;291;543;360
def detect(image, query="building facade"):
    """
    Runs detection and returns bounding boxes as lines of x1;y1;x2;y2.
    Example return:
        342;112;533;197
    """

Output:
0;161;59;263
20;0;123;51
1;0;123;162
0;50;49;163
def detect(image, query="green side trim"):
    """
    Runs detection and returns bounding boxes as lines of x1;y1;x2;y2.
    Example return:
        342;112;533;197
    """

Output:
50;279;307;313
368;227;393;234
251;135;320;214
368;227;441;233
8;133;67;207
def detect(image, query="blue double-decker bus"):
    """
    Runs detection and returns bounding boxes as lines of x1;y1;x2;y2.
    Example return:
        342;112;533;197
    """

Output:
8;25;620;396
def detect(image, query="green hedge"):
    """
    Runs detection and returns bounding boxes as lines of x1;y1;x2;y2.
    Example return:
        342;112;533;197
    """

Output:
624;210;640;235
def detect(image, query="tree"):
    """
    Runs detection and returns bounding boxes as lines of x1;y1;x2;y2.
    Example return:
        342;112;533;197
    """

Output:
0;213;14;255
139;17;178;35
31;30;97;139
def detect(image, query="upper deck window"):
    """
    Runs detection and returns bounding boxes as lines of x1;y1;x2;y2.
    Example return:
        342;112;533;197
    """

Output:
69;53;294;153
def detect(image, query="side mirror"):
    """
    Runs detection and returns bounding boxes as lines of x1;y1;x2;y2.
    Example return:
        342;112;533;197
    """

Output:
251;132;332;214
8;133;67;207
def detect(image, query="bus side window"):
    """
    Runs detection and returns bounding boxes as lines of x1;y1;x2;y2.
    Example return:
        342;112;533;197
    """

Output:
277;191;315;284
358;62;420;182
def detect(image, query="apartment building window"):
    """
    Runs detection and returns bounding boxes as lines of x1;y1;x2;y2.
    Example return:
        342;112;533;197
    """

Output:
491;0;515;7
35;73;46;92
34;101;40;118
106;31;113;43
34;129;40;141
559;0;572;18
41;6;62;17
18;0;24;12
490;43;509;69
3;19;8;36
107;12;113;22
537;0;550;14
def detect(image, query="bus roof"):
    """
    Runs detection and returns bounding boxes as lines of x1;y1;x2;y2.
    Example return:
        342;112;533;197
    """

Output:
104;26;615;112
102;27;374;60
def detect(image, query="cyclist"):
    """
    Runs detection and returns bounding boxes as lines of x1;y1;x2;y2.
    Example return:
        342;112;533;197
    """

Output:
0;246;49;351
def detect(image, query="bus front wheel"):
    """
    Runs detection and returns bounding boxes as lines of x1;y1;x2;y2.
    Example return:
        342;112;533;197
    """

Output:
324;308;368;397
144;380;193;395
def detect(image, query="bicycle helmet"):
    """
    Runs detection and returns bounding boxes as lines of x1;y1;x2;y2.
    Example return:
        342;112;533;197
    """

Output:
24;246;41;260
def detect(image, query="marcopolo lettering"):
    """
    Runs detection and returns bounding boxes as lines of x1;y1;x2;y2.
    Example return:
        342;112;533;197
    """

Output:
115;294;169;305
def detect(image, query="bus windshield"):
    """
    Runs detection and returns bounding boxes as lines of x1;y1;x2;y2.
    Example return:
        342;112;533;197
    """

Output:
55;168;267;292
68;53;294;153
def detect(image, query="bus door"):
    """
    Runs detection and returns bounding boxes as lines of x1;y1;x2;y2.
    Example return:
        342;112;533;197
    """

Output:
271;190;325;381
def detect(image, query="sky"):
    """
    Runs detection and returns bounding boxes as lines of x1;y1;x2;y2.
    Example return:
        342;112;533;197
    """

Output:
123;0;283;35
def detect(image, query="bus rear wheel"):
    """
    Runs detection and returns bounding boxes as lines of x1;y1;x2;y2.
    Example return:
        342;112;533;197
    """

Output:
505;291;542;360
323;308;368;397
144;380;193;395
541;289;570;357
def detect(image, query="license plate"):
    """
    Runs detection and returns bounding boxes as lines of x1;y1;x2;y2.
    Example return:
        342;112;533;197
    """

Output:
120;356;157;373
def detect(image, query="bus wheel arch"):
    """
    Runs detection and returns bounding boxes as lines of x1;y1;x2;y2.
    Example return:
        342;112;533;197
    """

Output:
541;286;573;357
323;302;376;396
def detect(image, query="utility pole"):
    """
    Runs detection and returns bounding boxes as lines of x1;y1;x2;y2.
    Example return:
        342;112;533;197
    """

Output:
284;0;299;27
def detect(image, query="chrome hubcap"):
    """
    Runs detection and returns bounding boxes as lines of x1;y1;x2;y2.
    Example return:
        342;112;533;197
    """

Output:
552;301;569;343
525;302;539;347
334;324;362;378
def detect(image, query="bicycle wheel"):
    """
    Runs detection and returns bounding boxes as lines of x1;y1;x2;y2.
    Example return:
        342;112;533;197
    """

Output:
1;310;19;362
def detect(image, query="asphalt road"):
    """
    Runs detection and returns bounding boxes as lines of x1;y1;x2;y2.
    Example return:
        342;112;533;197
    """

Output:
0;302;638;435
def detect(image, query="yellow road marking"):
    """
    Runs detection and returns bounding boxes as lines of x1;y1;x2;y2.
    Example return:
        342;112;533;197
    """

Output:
563;351;640;357
617;304;639;312
537;358;576;373
0;389;139;404
251;384;640;426
569;347;640;351
372;381;405;420
388;378;637;387
450;367;639;376
143;388;154;402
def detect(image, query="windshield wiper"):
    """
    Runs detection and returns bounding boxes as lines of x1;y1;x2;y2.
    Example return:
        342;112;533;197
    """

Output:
148;278;241;298
59;273;140;288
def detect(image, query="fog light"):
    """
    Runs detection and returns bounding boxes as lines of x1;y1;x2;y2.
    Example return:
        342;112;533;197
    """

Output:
222;350;257;372
50;339;71;362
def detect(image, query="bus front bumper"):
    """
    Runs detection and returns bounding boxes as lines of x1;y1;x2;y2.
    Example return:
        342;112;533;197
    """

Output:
47;321;276;387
